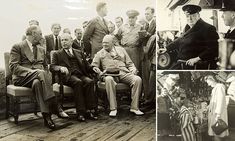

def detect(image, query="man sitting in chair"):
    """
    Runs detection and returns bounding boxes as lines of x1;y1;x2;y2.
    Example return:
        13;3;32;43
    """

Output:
50;33;98;122
92;35;144;117
9;25;68;129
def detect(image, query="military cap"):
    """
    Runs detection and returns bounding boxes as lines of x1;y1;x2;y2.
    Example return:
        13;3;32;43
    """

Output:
220;0;235;11
182;4;201;14
126;10;139;18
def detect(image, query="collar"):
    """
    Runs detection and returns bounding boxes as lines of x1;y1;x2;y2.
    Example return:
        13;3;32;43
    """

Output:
98;16;104;21
127;23;138;28
53;34;59;40
229;26;235;32
26;39;33;51
147;18;154;25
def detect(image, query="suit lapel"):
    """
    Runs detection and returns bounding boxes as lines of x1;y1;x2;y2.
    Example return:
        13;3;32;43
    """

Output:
182;19;202;37
50;34;55;50
60;49;71;67
23;40;34;62
73;49;87;73
148;20;156;34
96;17;109;33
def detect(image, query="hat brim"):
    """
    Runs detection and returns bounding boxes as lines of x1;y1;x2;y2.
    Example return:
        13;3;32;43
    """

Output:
220;8;235;11
104;73;120;77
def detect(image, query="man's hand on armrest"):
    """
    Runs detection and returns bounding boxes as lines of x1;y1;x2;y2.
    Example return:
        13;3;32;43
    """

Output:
186;57;201;66
60;67;69;75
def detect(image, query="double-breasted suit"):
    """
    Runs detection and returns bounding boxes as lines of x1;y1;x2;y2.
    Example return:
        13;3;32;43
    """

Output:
166;19;219;69
50;48;97;114
9;40;55;113
45;34;62;63
83;16;109;58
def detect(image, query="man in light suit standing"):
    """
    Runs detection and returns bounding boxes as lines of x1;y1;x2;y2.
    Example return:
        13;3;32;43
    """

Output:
83;2;109;58
45;23;62;63
9;25;68;129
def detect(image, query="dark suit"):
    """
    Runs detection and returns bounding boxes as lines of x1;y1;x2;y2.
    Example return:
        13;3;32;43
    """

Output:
72;39;84;51
166;19;219;69
9;40;55;113
45;34;62;63
225;29;235;39
83;17;109;58
51;48;97;114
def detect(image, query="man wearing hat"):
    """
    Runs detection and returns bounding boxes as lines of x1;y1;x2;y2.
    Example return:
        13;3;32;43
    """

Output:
221;0;235;39
166;4;219;70
115;9;142;72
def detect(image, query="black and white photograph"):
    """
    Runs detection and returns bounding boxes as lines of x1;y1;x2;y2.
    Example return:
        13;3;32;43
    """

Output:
0;0;156;140
157;0;235;70
157;71;235;141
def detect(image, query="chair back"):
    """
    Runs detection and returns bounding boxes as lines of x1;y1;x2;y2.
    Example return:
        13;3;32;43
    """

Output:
4;52;12;82
50;50;57;64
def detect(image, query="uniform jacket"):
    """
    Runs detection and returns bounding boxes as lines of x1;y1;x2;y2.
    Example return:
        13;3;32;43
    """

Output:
83;16;109;58
45;34;62;63
91;46;137;73
50;48;93;79
167;19;219;61
9;40;47;83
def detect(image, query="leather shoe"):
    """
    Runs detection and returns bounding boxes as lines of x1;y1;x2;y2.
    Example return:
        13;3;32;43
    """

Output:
77;115;86;122
86;112;98;120
42;113;56;129
109;110;117;117
57;108;69;118
130;109;144;116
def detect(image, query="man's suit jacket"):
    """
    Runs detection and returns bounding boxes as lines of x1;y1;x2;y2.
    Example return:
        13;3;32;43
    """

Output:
72;39;84;51
45;34;62;63
167;19;219;62
146;19;156;38
50;48;93;80
83;16;109;58
9;40;47;83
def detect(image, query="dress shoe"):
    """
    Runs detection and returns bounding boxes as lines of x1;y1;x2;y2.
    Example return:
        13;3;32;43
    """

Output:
130;109;144;116
109;110;117;117
57;107;69;118
42;113;56;129
77;115;86;122
86;112;98;120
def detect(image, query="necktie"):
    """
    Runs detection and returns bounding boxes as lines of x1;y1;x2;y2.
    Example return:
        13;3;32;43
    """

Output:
55;36;58;50
32;45;37;59
67;49;73;57
225;29;231;38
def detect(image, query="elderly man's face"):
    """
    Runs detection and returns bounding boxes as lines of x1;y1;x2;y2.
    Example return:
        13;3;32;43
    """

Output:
185;13;200;27
32;28;43;45
222;11;235;26
102;36;113;52
61;33;73;49
51;24;61;36
128;16;137;26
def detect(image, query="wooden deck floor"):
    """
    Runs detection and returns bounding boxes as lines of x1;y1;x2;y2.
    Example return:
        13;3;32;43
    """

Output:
0;106;156;141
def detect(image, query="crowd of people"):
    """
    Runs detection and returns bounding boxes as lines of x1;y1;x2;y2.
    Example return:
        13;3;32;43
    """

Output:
8;1;156;129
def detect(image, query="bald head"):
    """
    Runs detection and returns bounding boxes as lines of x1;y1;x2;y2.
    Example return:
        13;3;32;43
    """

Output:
102;35;114;52
61;33;73;49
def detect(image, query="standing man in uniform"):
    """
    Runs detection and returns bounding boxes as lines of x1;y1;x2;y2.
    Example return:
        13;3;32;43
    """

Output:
116;10;142;72
83;2;109;58
45;23;62;63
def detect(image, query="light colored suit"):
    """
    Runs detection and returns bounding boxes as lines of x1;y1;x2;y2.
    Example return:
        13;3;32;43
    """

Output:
83;16;109;58
9;40;55;113
92;46;142;110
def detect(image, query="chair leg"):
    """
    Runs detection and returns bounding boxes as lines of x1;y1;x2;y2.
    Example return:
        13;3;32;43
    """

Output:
14;97;20;124
5;94;9;119
34;100;38;116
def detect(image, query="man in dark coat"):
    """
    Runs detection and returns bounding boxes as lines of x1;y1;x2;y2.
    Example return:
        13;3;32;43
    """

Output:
221;0;235;39
51;33;98;122
166;4;219;70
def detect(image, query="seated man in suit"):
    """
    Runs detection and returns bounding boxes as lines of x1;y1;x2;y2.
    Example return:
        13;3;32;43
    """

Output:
50;33;98;122
92;35;144;117
45;23;62;63
9;25;68;129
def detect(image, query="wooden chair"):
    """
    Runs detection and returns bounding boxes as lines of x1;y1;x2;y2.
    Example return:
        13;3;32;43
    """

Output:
4;52;38;124
96;77;131;110
50;51;75;109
